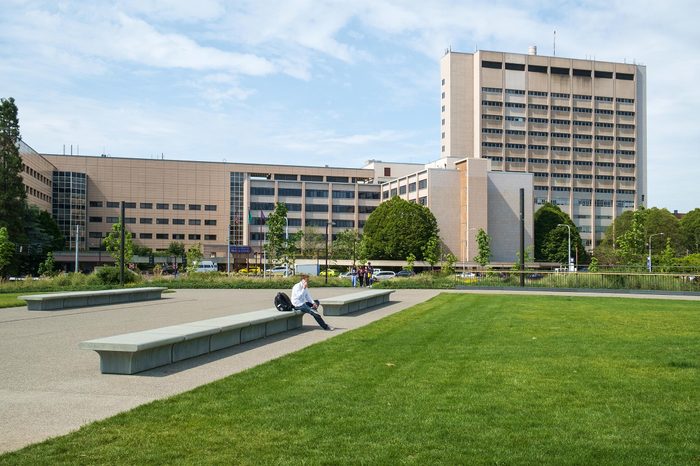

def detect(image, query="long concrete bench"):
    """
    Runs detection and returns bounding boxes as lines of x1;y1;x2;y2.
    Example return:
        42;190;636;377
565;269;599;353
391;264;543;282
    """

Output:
20;287;168;311
79;309;303;374
321;289;394;316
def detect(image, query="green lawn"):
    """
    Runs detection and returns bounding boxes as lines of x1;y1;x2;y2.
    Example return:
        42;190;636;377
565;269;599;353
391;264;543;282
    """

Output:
0;293;25;309
2;294;698;465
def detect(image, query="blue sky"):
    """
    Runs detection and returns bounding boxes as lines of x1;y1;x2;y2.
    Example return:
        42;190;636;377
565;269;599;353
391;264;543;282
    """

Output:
1;0;698;211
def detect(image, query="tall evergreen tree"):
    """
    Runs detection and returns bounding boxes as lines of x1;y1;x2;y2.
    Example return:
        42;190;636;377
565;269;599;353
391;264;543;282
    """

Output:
0;98;27;241
534;203;587;264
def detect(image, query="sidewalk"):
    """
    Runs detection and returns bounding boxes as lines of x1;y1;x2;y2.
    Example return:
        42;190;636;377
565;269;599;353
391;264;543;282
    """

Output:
0;288;439;453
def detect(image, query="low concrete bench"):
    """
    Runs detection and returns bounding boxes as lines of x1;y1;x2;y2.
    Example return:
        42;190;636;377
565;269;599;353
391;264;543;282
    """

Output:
20;287;168;311
79;309;303;374
322;289;394;316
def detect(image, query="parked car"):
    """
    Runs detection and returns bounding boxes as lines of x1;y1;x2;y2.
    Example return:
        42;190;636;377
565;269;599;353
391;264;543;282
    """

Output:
319;269;337;277
395;269;415;278
455;271;476;278
238;266;261;274
339;271;358;279
373;270;396;281
270;265;293;276
194;260;218;273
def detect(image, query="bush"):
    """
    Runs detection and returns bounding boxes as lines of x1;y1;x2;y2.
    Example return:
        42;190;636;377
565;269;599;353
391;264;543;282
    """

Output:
94;267;142;285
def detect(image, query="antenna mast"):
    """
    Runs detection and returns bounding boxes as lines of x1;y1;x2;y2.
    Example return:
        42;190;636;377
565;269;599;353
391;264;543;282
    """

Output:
553;30;556;56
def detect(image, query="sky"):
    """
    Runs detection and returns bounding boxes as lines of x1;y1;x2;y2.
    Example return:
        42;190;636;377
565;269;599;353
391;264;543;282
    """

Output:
1;0;698;212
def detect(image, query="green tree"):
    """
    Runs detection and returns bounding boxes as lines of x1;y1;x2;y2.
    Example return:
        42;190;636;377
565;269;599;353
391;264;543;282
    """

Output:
264;203;302;265
0;226;14;278
534;203;587;263
186;243;203;272
0;98;26;241
443;253;457;275
332;229;361;265
616;209;646;265
679;208;700;254
301;228;325;259
422;235;441;270
473;228;491;267
405;252;416;272
588;256;599;272
362;197;439;260
658;237;675;273
37;251;57;277
166;241;185;265
102;222;134;270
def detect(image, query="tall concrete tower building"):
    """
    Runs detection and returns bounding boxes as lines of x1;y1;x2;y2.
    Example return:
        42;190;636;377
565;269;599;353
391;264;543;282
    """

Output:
440;48;646;248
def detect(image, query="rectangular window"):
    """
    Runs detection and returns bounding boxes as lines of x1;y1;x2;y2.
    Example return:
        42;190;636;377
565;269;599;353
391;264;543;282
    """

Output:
528;64;547;73
204;219;217;226
482;60;502;69
188;234;201;240
156;233;169;240
306;204;329;212
418;179;427;189
305;189;328;198
140;202;152;209
332;205;355;213
124;217;136;224
327;176;349;183
505;88;525;95
358;191;380;200
616;72;634;80
572;68;591;77
156;218;169;225
300;175;323;182
89;201;103;208
172;219;185;225
140;218;152;224
204;235;217;241
89;216;102;223
106;201;119;208
551;92;570;98
594;70;613;79
284;203;302;211
106;216;118;223
332;190;355;199
505;63;525;71
173;204;185;210
481;87;502;93
274;174;298;181
250;187;275;196
278;188;302;197
188;219;201;225
204;205;216;211
140;233;153;239
156;203;169;210
358;205;376;214
528;90;548;96
123;202;136;209
189;204;201;211
550;66;569;75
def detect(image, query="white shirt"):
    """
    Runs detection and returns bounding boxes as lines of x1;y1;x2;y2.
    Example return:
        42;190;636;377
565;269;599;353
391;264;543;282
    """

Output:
291;280;314;307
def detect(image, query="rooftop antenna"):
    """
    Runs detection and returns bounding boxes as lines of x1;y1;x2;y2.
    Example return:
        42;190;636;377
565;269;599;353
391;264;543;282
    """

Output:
553;29;556;56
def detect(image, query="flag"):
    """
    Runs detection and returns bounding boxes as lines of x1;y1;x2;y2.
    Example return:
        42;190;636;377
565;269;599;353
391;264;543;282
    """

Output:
260;210;266;224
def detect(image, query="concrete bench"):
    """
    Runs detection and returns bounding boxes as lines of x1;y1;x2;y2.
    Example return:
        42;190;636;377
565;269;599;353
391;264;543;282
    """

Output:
321;289;394;316
79;309;303;374
20;287;168;311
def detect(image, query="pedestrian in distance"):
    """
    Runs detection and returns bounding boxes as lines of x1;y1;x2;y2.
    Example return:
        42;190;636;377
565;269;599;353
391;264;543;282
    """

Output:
291;274;334;331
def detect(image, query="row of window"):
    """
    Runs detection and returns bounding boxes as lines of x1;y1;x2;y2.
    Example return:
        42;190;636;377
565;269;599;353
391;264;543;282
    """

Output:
534;173;636;181
249;202;376;214
22;163;52;186
483;142;636;154
483;128;635;142
24;184;51;203
482;100;636;117
481;88;635;103
250;187;381;199
88;231;217;241
481;61;634;80
88;201;217;211
482;115;635;130
533;185;636;196
252;173;360;183
526;159;634;168
89;217;218;225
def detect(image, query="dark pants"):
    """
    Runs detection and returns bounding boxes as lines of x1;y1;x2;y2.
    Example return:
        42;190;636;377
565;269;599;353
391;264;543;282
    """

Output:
297;303;330;330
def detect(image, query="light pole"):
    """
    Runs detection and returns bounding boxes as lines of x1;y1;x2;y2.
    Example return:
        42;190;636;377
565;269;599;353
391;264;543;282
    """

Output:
647;232;664;272
557;223;572;272
325;221;335;284
284;216;289;276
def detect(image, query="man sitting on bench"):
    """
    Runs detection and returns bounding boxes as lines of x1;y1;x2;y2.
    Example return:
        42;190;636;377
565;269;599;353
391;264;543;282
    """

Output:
291;274;335;331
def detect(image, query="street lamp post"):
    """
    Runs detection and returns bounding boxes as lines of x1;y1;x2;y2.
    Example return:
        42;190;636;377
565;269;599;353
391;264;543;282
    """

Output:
325;221;335;284
557;224;572;272
647;232;665;272
284;216;289;276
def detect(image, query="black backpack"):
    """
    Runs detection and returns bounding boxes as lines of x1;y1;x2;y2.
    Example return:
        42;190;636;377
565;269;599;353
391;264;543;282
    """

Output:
274;292;294;312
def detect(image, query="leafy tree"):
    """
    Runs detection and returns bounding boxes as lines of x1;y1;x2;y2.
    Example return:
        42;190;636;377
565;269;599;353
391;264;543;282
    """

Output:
264;203;288;263
658;237;675;273
37;251;57;277
186;243;203;272
473;228;491;267
0;226;14;278
602;207;682;258
534;202;587;263
644;207;681;255
362;197;439;260
0;98;26;241
616;209;646;264
166;241;185;265
132;244;153;257
512;246;534;270
680;208;700;254
102;222;134;270
332;229;361;264
301;228;325;259
422;235;441;270
443;253;457;275
405;252;416;272
588;256;599;272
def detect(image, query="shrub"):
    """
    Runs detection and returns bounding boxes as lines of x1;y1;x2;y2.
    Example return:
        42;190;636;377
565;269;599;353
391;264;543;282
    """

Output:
94;267;142;285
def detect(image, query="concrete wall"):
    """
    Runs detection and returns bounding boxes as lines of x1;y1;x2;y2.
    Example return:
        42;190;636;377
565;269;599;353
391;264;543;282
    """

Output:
487;171;534;263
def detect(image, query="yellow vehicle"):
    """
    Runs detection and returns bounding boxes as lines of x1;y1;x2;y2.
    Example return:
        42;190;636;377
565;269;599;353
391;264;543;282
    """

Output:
319;269;337;277
238;266;261;274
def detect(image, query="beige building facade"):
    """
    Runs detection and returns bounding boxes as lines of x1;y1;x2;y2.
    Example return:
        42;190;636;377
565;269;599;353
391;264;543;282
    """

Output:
441;49;646;248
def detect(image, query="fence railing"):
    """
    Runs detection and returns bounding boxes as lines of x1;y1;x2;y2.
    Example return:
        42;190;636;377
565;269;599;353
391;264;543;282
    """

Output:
456;271;700;293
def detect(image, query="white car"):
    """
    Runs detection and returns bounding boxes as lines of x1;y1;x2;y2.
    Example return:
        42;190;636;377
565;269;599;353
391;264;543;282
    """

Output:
373;270;396;281
270;265;293;276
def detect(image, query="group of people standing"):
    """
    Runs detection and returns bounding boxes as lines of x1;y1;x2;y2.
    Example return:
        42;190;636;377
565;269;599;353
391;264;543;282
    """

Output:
351;262;374;287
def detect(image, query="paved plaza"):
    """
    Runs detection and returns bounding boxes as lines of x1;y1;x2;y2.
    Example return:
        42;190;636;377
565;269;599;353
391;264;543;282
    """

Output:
1;287;697;453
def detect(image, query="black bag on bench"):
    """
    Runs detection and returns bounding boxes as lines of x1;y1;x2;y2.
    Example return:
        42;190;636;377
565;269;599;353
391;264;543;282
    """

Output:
274;292;294;312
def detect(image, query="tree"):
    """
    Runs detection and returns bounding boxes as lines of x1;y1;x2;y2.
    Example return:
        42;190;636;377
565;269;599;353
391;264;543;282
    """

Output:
534;202;587;264
37;251;57;277
186;243;203;272
362;197;439;260
264;203;288;263
658;237;675;273
443;253;457;275
102;222;134;270
166;241;185;265
616;209;646;264
0;226;14;278
422;235;441;270
405;252;416;272
0;98;27;242
301;228;325;259
680;208;700;254
332;229;361;265
473;228;491;267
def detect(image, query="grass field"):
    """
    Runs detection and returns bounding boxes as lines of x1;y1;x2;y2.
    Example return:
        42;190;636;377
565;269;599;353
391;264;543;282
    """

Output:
0;293;25;309
1;294;698;465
